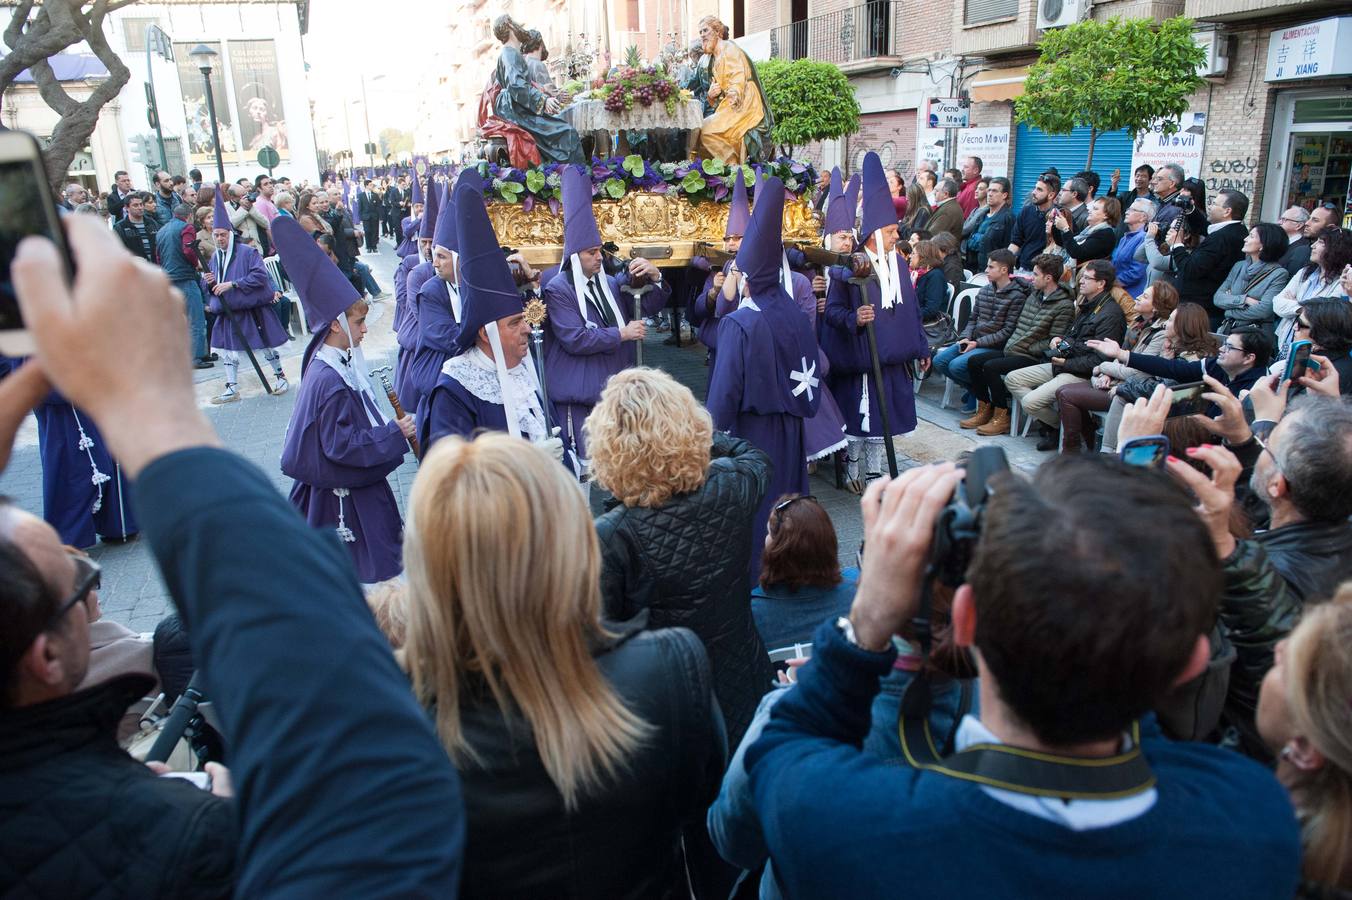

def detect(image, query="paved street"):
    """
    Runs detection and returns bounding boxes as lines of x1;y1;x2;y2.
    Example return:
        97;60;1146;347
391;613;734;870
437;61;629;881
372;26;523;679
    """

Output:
0;240;1046;631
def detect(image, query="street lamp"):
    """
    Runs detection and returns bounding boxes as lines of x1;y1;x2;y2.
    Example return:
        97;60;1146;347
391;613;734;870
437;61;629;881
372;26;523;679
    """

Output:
188;43;227;185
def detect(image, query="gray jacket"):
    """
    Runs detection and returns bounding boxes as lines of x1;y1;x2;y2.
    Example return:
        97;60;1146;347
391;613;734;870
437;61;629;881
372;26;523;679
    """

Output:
1213;260;1291;333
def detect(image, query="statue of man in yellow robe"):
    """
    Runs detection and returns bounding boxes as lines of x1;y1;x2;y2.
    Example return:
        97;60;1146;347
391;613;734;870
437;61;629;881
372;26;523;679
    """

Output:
695;15;773;164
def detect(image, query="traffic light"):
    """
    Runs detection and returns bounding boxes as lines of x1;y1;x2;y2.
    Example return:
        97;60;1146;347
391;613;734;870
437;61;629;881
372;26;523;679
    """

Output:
144;82;159;130
129;135;159;171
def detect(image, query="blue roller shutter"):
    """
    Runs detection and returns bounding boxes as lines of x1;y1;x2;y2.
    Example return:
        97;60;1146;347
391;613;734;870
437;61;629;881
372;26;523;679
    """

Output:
1011;123;1134;209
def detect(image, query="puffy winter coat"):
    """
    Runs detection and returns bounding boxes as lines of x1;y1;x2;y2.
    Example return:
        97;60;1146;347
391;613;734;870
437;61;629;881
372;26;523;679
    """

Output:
0;675;235;899
596;431;773;748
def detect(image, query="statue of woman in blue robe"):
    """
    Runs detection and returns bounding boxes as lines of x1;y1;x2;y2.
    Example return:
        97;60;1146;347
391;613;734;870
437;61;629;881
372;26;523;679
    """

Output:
491;16;582;165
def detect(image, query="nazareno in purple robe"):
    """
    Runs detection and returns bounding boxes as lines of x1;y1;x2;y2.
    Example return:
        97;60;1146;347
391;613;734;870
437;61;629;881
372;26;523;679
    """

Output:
394;259;435;404
787;269;848;461
402;276;461;424
820;254;930;439
541;265;669;457
207;240;289;351
707;290;821;583
416;363;572;465
279;358;407;583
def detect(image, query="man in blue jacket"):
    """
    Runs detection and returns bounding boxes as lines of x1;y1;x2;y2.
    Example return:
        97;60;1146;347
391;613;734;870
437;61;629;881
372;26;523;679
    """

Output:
9;215;466;898
744;456;1301;898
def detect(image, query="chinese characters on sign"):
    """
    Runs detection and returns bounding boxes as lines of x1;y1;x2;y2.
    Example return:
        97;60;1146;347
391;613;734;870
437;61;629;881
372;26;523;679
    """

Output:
1265;17;1352;82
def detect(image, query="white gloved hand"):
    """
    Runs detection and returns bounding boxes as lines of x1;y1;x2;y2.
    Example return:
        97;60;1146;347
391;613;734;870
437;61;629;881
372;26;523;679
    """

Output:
539;436;565;463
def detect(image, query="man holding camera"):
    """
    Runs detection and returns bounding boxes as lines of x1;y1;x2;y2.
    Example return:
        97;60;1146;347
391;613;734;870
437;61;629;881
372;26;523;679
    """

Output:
742;456;1301;896
1169;189;1249;327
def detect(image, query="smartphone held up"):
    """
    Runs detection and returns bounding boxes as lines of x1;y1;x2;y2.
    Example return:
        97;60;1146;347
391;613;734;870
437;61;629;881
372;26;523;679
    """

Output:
0;130;76;357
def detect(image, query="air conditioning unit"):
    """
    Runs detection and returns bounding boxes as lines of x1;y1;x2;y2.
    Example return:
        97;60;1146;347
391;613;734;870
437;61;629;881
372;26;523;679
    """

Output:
1036;0;1084;30
1194;29;1230;77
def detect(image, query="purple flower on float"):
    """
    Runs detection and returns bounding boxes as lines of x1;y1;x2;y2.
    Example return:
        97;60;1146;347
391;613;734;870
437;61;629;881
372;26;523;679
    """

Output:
548;198;560;215
522;196;535;212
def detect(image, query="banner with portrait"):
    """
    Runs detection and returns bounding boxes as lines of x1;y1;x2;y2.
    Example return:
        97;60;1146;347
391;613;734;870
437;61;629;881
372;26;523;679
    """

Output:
174;42;236;164
229;40;290;158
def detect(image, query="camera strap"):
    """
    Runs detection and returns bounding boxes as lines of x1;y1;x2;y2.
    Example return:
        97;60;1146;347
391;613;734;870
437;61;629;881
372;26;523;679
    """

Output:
898;674;1156;800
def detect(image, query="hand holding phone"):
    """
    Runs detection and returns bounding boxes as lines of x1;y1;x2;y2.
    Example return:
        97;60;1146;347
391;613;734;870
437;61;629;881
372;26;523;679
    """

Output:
1284;340;1313;385
1121;435;1169;469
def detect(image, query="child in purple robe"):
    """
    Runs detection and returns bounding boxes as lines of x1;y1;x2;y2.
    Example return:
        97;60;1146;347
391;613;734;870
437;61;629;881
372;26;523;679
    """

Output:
205;185;289;404
542;166;668;462
706;177;820;583
274;216;415;584
821;153;932;492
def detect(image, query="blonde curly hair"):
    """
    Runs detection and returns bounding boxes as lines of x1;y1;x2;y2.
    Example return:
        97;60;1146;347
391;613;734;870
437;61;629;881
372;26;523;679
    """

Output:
586;367;713;508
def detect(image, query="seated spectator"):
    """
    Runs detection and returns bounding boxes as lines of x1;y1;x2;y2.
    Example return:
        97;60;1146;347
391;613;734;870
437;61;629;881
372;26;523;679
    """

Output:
909;240;950;323
930;231;964;293
899;181;930;239
589;368;771;750
1006;259;1127;450
931;249;1028;413
1089;322;1272;410
964;254;1075;435
1282;299;1352;396
1113;197;1155;297
0;500;235;898
1009;175;1056;271
972;177;1014;272
1050;196;1119;265
1214;222;1290;335
401;431;725;898
9;215;466;895
743;459;1301;897
1257;586;1352;895
959;178;989;268
1168;188;1248;327
1099;301;1218;453
751;494;858;652
1273;227;1351;359
1054;281;1178;453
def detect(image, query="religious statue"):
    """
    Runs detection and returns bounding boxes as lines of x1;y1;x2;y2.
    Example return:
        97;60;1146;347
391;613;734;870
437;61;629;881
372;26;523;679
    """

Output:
478;15;583;167
694;15;773;165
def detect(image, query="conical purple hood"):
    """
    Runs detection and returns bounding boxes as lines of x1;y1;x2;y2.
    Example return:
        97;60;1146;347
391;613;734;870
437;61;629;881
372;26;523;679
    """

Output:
823;167;850;234
844;173;861;227
725;168;750;238
451;175;522;355
859;152;896;238
561;165;602;259
212;185;231;231
433;179;458;253
417;178;440;241
273;214;359;335
735;176;786;296
410;173;424;206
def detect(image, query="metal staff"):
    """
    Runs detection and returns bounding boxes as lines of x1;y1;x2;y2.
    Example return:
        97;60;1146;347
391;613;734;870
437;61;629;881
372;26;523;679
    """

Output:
522;294;554;435
369;365;420;458
845;253;899;479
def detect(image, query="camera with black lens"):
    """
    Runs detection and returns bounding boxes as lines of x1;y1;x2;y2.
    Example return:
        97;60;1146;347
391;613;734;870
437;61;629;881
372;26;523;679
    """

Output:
1053;338;1073;356
1173;195;1195;216
926;446;1009;589
600;241;628;277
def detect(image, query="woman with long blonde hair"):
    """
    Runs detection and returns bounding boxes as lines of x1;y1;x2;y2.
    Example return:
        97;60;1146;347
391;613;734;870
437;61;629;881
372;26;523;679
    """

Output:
1258;585;1352;894
403;432;724;898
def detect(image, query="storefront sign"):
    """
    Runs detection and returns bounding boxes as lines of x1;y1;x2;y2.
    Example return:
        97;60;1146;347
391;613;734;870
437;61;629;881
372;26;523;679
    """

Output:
1265;17;1352;82
953;127;1010;177
927;99;970;129
1131;113;1207;180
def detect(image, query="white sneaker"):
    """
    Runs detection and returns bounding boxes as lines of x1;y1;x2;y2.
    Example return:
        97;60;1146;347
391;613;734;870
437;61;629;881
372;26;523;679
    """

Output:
211;384;240;404
272;375;289;396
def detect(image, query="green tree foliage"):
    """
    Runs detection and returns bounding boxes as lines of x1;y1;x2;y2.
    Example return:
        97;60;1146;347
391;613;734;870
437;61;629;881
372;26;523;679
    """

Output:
378;128;415;158
1014;16;1206;168
755;58;860;158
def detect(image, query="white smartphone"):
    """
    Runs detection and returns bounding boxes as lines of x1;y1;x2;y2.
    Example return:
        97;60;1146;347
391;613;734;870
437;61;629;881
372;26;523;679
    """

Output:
0;130;75;358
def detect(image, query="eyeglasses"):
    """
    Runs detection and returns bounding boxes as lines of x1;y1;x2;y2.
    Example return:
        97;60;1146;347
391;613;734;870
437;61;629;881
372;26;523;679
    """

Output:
1218;343;1243;355
1319;202;1339;211
48;554;101;628
1279;216;1307;225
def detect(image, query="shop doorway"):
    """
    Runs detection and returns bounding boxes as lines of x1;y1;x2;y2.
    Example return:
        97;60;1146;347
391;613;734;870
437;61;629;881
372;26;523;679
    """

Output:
1264;91;1352;225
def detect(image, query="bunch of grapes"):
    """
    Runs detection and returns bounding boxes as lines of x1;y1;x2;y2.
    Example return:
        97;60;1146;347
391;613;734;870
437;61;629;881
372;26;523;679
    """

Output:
653;79;672;101
604;87;628;112
635;80;656;107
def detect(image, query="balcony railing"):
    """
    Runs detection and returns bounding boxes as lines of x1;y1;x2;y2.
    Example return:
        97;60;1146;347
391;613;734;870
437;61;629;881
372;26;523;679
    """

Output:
768;1;899;65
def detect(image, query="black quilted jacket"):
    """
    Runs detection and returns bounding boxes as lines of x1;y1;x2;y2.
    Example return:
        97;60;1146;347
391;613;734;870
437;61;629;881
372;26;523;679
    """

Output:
0;675;236;899
596;432;774;748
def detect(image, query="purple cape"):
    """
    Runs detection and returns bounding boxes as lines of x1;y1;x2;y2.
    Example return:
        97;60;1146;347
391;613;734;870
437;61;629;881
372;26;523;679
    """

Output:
207;241;288;351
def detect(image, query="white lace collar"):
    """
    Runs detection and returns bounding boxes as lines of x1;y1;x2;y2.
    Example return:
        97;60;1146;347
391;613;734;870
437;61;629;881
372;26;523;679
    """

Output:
442;348;547;442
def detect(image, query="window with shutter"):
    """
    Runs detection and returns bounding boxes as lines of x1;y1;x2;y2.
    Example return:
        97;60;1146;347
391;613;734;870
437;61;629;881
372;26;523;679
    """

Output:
965;0;1018;25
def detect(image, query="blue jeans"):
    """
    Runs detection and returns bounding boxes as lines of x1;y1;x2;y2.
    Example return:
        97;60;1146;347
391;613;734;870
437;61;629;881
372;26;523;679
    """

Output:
176;278;207;360
355;260;382;297
931;344;999;389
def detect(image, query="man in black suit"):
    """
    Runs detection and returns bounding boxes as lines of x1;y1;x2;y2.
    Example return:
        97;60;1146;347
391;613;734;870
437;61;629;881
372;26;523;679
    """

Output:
105;170;136;221
1277;206;1311;276
383;179;402;239
1168;189;1249;328
357;179;380;253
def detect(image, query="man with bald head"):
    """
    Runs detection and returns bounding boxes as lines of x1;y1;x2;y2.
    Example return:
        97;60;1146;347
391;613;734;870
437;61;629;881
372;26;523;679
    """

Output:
0;499;236;896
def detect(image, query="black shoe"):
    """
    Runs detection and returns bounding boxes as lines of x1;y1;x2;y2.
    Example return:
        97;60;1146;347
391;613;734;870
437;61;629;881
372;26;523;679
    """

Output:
207;352;219;361
193;359;214;369
1035;426;1059;452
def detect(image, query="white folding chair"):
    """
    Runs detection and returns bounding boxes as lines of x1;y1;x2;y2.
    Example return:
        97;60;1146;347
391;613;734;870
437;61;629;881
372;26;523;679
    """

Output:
940;287;980;409
963;268;975;282
263;255;306;334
